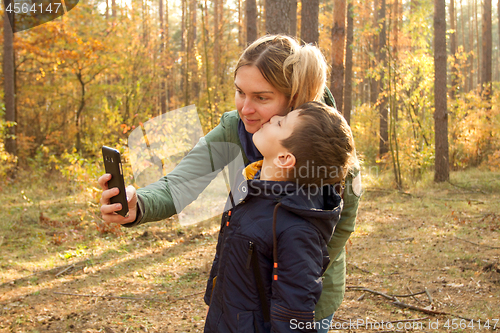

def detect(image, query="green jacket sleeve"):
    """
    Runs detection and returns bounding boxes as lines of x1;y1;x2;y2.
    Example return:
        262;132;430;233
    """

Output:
326;168;361;263
314;167;362;319
125;111;242;226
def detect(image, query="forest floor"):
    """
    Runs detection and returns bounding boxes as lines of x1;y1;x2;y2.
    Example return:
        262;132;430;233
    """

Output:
0;168;499;332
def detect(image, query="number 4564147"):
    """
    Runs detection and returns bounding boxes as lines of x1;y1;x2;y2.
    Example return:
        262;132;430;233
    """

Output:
5;2;62;14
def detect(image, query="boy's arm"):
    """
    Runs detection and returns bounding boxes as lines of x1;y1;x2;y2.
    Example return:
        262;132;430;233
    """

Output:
270;226;325;333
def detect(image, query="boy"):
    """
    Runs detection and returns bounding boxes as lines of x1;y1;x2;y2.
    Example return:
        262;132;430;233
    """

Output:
204;101;356;333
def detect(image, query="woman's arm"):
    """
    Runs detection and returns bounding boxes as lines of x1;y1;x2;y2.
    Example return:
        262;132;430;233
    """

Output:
132;111;243;226
326;168;361;263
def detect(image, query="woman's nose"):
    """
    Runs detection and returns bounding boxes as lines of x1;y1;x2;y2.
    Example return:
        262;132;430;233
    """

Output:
241;98;255;115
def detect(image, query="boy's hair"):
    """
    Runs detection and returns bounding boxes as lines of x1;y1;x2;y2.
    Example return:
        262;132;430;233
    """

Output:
235;35;327;111
281;101;357;186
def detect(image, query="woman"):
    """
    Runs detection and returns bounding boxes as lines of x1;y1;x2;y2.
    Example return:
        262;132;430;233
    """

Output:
99;35;361;332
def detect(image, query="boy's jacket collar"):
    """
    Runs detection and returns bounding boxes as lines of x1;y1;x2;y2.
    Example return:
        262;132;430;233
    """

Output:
236;160;343;244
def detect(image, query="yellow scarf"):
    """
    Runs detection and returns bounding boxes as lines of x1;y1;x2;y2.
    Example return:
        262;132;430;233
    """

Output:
242;160;263;180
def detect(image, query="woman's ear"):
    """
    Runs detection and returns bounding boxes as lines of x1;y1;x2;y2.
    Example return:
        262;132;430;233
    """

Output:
273;152;296;169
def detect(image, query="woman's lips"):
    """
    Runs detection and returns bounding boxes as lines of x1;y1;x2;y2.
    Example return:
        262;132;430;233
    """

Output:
244;117;259;124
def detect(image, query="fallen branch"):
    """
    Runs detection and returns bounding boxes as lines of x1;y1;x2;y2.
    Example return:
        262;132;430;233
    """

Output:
347;286;427;300
386;237;414;243
425;287;433;304
53;291;204;303
447;180;488;194
55;264;75;277
346;286;397;301
391;300;447;315
0;259;99;288
385;317;429;324
0;263;78;287
454;236;500;250
348;263;371;274
478;213;497;223
347;286;496;328
364;188;420;198
407;286;426;306
332;316;429;330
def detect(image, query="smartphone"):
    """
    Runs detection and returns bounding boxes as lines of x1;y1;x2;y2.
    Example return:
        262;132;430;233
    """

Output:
102;146;129;217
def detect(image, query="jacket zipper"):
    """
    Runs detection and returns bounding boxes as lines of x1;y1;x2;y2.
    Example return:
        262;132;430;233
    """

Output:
246;241;254;269
220;210;232;234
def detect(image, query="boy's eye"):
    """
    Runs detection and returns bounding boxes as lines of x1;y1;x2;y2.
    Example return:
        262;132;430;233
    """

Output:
277;120;281;127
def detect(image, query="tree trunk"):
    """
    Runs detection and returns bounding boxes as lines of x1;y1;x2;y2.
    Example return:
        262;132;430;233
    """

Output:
238;0;244;47
214;0;220;112
467;0;473;92
142;0;148;44
165;0;171;111
460;0;467;91
378;0;388;156
189;0;198;101
246;0;257;44
481;0;492;100
434;0;449;182
370;0;379;107
258;0;265;36
265;0;290;34
181;0;187;104
289;0;297;37
159;0;166;114
474;0;480;87
343;1;353;125
201;0;213;126
301;0;319;44
3;13;16;156
393;0;399;120
450;0;458;99
112;0;116;17
75;71;86;153
330;0;346;113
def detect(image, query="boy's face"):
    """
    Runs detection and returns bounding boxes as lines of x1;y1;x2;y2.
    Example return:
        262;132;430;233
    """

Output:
252;110;301;159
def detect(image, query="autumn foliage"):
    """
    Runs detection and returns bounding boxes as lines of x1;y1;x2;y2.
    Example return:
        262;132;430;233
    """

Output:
1;0;499;187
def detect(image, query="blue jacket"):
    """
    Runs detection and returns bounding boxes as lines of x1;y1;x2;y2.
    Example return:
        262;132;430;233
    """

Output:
204;171;342;333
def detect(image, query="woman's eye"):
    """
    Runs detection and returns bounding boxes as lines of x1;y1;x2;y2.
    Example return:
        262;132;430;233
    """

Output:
258;96;267;101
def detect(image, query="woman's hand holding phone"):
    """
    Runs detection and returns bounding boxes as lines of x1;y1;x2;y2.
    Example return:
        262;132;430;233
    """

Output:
98;174;138;224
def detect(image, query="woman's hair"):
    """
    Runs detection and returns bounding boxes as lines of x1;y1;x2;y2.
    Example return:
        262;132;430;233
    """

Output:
235;35;328;110
281;101;357;186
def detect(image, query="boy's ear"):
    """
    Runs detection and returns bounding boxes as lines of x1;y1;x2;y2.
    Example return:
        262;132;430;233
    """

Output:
273;152;296;169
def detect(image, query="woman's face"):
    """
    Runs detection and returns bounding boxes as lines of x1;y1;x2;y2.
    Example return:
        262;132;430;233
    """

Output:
234;65;290;134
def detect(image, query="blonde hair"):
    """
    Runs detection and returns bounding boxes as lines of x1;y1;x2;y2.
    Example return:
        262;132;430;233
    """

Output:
235;35;327;110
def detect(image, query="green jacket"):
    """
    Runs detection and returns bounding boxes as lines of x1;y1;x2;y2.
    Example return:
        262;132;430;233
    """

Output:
128;110;361;320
